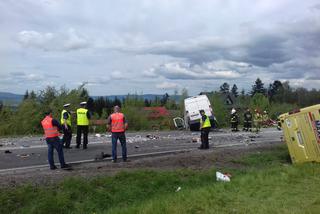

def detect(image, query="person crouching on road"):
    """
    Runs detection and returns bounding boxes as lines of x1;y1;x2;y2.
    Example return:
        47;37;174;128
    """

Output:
61;103;72;149
199;109;211;150
76;101;91;149
41;110;70;170
107;105;128;162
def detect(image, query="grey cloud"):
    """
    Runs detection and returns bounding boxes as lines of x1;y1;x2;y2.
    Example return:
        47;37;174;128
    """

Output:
17;28;90;51
146;61;241;80
245;35;290;67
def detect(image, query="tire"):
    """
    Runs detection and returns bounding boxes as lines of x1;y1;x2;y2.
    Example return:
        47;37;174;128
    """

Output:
189;123;200;131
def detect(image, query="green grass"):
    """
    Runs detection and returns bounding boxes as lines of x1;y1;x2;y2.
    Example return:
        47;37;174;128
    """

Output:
1;145;320;214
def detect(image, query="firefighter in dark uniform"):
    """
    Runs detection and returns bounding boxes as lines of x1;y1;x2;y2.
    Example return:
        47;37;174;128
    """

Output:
243;108;253;131
230;108;239;132
198;109;211;150
61;103;72;148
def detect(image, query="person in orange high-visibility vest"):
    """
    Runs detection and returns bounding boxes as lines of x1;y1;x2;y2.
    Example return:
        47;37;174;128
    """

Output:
41;110;70;170
107;105;128;162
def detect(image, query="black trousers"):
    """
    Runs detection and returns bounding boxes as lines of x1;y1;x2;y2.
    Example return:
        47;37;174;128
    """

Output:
243;121;252;131
62;125;72;148
76;125;88;148
200;127;210;149
231;122;238;131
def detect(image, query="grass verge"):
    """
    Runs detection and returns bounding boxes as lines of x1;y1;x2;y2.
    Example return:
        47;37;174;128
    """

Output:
1;145;320;214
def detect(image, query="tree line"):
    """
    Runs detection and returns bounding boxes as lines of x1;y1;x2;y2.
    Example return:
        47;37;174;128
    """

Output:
0;78;319;135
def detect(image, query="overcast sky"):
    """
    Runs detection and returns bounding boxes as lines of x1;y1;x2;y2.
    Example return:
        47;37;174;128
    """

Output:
0;0;320;95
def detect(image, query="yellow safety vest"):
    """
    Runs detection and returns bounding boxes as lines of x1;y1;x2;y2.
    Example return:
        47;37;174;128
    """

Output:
201;115;211;129
77;108;89;126
60;110;72;127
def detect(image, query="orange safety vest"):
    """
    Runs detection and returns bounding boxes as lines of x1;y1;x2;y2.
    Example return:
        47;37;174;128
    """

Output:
41;116;60;138
111;113;125;132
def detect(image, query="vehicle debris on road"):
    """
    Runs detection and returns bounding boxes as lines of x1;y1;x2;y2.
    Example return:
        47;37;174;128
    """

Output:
4;150;12;154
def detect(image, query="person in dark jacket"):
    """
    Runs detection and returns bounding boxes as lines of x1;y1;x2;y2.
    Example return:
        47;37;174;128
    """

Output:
230;108;239;132
243;108;253;131
61;103;72;148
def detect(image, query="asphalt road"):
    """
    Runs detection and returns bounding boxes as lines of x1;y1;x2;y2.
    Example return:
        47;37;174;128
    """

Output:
0;129;283;170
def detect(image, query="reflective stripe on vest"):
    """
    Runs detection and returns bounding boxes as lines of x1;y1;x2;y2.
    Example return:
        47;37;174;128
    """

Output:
61;110;72;126
41;116;60;138
111;113;125;132
201;115;211;129
77;108;89;126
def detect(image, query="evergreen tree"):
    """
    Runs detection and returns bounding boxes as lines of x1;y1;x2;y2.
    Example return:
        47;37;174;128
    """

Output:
251;78;266;96
268;80;283;102
219;82;230;93
23;90;29;100
144;99;151;107
113;96;122;107
29;90;37;99
231;84;239;97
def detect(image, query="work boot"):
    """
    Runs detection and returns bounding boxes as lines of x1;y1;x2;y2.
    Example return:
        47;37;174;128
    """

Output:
61;164;72;170
50;165;57;170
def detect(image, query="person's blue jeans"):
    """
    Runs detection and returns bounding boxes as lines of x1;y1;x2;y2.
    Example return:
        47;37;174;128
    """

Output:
46;137;66;169
112;132;127;161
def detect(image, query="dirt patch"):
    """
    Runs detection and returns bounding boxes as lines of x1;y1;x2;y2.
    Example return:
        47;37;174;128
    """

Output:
0;141;283;187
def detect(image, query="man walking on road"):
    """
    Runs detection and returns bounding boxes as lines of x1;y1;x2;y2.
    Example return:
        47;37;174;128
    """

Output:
61;103;72;149
41;110;70;170
76;101;91;149
107;105;128;162
199;109;211;150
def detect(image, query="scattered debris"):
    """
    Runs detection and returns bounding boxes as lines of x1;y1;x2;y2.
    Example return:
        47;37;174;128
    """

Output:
95;134;101;138
17;154;30;158
146;134;160;140
192;138;200;143
175;186;181;192
134;145;140;149
94;152;111;161
4;150;12;154
216;171;231;182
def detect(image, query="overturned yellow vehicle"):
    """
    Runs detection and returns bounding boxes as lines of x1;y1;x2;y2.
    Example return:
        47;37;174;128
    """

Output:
279;104;320;163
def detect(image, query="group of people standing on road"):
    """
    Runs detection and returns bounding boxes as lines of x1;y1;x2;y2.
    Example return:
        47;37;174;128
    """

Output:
41;103;128;170
230;108;269;133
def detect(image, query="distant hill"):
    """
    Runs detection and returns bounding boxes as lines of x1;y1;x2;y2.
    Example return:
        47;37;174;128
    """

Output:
0;92;23;106
0;92;181;106
93;94;181;102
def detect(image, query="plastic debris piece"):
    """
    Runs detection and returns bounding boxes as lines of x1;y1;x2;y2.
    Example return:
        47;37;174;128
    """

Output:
216;171;231;182
17;154;30;158
135;145;140;148
4;150;12;154
175;186;181;192
95;134;101;138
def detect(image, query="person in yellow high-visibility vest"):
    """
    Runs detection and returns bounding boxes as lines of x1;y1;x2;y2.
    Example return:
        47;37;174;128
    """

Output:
76;102;91;149
199;109;211;149
61;103;72;149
